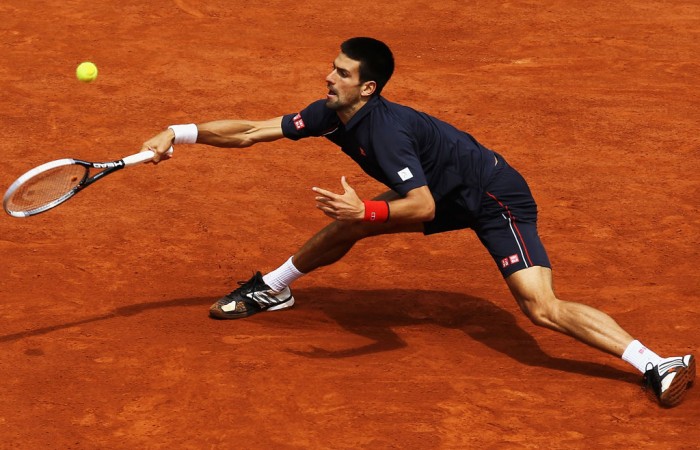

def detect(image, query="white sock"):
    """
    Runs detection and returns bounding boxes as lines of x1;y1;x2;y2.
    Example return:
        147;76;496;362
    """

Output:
262;257;304;292
622;340;663;373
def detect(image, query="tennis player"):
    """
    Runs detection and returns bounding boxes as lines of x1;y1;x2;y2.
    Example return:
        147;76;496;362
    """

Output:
141;37;694;407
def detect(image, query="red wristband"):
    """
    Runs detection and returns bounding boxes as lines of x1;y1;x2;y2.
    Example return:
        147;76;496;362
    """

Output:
362;200;390;222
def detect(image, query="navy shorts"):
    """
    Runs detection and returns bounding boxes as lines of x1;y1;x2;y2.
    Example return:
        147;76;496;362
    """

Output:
424;155;551;278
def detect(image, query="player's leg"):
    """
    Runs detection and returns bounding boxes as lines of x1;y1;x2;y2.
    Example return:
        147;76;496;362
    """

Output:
505;265;695;407
292;209;423;274
505;266;633;356
476;157;632;353
483;157;694;406
210;190;422;319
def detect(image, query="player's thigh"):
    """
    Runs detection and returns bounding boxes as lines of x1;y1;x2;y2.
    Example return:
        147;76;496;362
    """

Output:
474;215;550;277
506;266;555;301
476;161;551;277
505;266;557;317
361;219;424;237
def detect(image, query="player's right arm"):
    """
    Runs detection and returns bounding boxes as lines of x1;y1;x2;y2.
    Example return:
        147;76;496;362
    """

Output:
142;117;285;162
196;117;285;147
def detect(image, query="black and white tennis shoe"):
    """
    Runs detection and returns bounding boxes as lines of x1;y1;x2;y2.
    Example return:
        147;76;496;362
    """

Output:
210;271;294;319
643;355;695;407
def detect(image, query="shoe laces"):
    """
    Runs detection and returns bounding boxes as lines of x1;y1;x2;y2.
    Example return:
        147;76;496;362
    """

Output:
227;273;264;297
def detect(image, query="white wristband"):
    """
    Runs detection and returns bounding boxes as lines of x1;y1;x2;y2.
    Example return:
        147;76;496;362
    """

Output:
168;123;198;145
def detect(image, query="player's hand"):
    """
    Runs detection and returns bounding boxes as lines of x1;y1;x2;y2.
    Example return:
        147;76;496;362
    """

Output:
141;129;175;163
312;176;364;221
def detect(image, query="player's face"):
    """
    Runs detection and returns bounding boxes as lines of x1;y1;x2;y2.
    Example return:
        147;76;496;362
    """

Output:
325;53;370;116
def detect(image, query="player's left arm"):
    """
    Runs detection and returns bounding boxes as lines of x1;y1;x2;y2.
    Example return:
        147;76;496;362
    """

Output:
313;177;435;223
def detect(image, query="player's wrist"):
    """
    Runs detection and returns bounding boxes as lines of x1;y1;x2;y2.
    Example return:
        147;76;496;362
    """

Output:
168;123;198;145
362;200;390;223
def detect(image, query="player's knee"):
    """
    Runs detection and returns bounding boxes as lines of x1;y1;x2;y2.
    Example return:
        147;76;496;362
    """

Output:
518;294;560;328
328;220;374;242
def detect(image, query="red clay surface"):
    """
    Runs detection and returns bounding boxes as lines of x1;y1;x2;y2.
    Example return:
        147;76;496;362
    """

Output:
1;1;699;448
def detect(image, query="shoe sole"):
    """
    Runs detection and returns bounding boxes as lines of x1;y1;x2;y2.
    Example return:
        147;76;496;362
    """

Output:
267;297;294;312
209;296;295;320
659;355;696;407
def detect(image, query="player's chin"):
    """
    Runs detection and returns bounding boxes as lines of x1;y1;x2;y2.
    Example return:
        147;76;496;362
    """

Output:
325;96;341;110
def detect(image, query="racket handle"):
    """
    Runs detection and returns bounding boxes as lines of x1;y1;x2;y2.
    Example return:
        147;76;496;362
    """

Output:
122;147;174;166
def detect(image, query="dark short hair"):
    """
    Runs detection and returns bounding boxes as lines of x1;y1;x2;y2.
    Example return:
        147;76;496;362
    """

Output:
340;37;394;96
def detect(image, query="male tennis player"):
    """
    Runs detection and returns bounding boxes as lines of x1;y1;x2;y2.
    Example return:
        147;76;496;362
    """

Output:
142;37;694;407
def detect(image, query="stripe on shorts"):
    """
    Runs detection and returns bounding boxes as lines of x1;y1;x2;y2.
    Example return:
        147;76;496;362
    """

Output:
486;192;533;267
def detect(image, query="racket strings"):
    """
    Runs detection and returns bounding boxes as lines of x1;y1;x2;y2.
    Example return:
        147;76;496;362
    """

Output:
6;165;87;213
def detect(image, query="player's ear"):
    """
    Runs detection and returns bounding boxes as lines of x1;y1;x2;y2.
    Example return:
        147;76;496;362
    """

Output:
360;80;377;97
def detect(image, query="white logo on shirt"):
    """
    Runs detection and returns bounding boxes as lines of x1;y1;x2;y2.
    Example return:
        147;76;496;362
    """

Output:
398;167;413;181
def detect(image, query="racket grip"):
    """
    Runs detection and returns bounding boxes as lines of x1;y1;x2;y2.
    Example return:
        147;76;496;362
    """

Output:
122;147;174;166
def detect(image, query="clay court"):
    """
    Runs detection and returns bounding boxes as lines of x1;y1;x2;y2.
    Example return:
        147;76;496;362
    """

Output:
1;0;699;448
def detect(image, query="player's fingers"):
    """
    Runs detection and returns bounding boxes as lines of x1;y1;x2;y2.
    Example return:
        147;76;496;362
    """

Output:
148;146;163;164
161;147;174;160
312;186;339;200
340;176;354;194
316;204;337;219
150;145;175;164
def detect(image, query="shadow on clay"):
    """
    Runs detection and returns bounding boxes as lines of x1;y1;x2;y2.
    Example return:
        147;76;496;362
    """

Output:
0;288;638;384
0;297;213;343
286;287;640;384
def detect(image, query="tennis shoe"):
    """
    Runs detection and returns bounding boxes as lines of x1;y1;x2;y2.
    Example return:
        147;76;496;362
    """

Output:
643;355;695;407
209;271;294;319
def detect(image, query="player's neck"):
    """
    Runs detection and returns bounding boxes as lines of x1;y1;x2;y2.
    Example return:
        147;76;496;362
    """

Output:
337;97;371;124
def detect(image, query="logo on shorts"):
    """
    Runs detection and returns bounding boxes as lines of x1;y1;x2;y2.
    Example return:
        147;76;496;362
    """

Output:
501;254;520;268
293;114;305;130
398;167;413;181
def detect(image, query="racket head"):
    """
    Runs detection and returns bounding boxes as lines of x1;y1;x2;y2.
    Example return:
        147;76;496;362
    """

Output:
3;159;88;217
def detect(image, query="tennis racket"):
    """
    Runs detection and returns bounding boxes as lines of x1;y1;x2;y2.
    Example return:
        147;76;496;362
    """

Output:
3;147;173;218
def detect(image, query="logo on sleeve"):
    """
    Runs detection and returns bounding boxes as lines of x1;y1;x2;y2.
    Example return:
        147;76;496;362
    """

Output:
293;114;305;130
398;167;413;181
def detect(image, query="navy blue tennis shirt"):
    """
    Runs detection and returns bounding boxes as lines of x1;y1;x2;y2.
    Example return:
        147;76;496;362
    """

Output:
281;95;498;217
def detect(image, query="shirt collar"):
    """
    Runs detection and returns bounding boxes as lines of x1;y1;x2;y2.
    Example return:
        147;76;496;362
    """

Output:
344;95;382;131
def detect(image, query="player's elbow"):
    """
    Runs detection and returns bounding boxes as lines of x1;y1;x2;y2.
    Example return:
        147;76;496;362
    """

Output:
405;186;435;222
412;196;435;222
234;136;256;148
420;203;435;222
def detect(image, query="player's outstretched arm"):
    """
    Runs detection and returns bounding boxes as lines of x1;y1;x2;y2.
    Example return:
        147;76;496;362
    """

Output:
196;117;285;147
141;116;285;162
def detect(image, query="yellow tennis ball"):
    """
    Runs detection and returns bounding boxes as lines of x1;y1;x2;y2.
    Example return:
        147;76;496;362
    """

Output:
76;62;98;83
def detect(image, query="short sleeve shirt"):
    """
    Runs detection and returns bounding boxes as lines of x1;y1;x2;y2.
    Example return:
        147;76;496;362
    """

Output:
281;96;497;215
